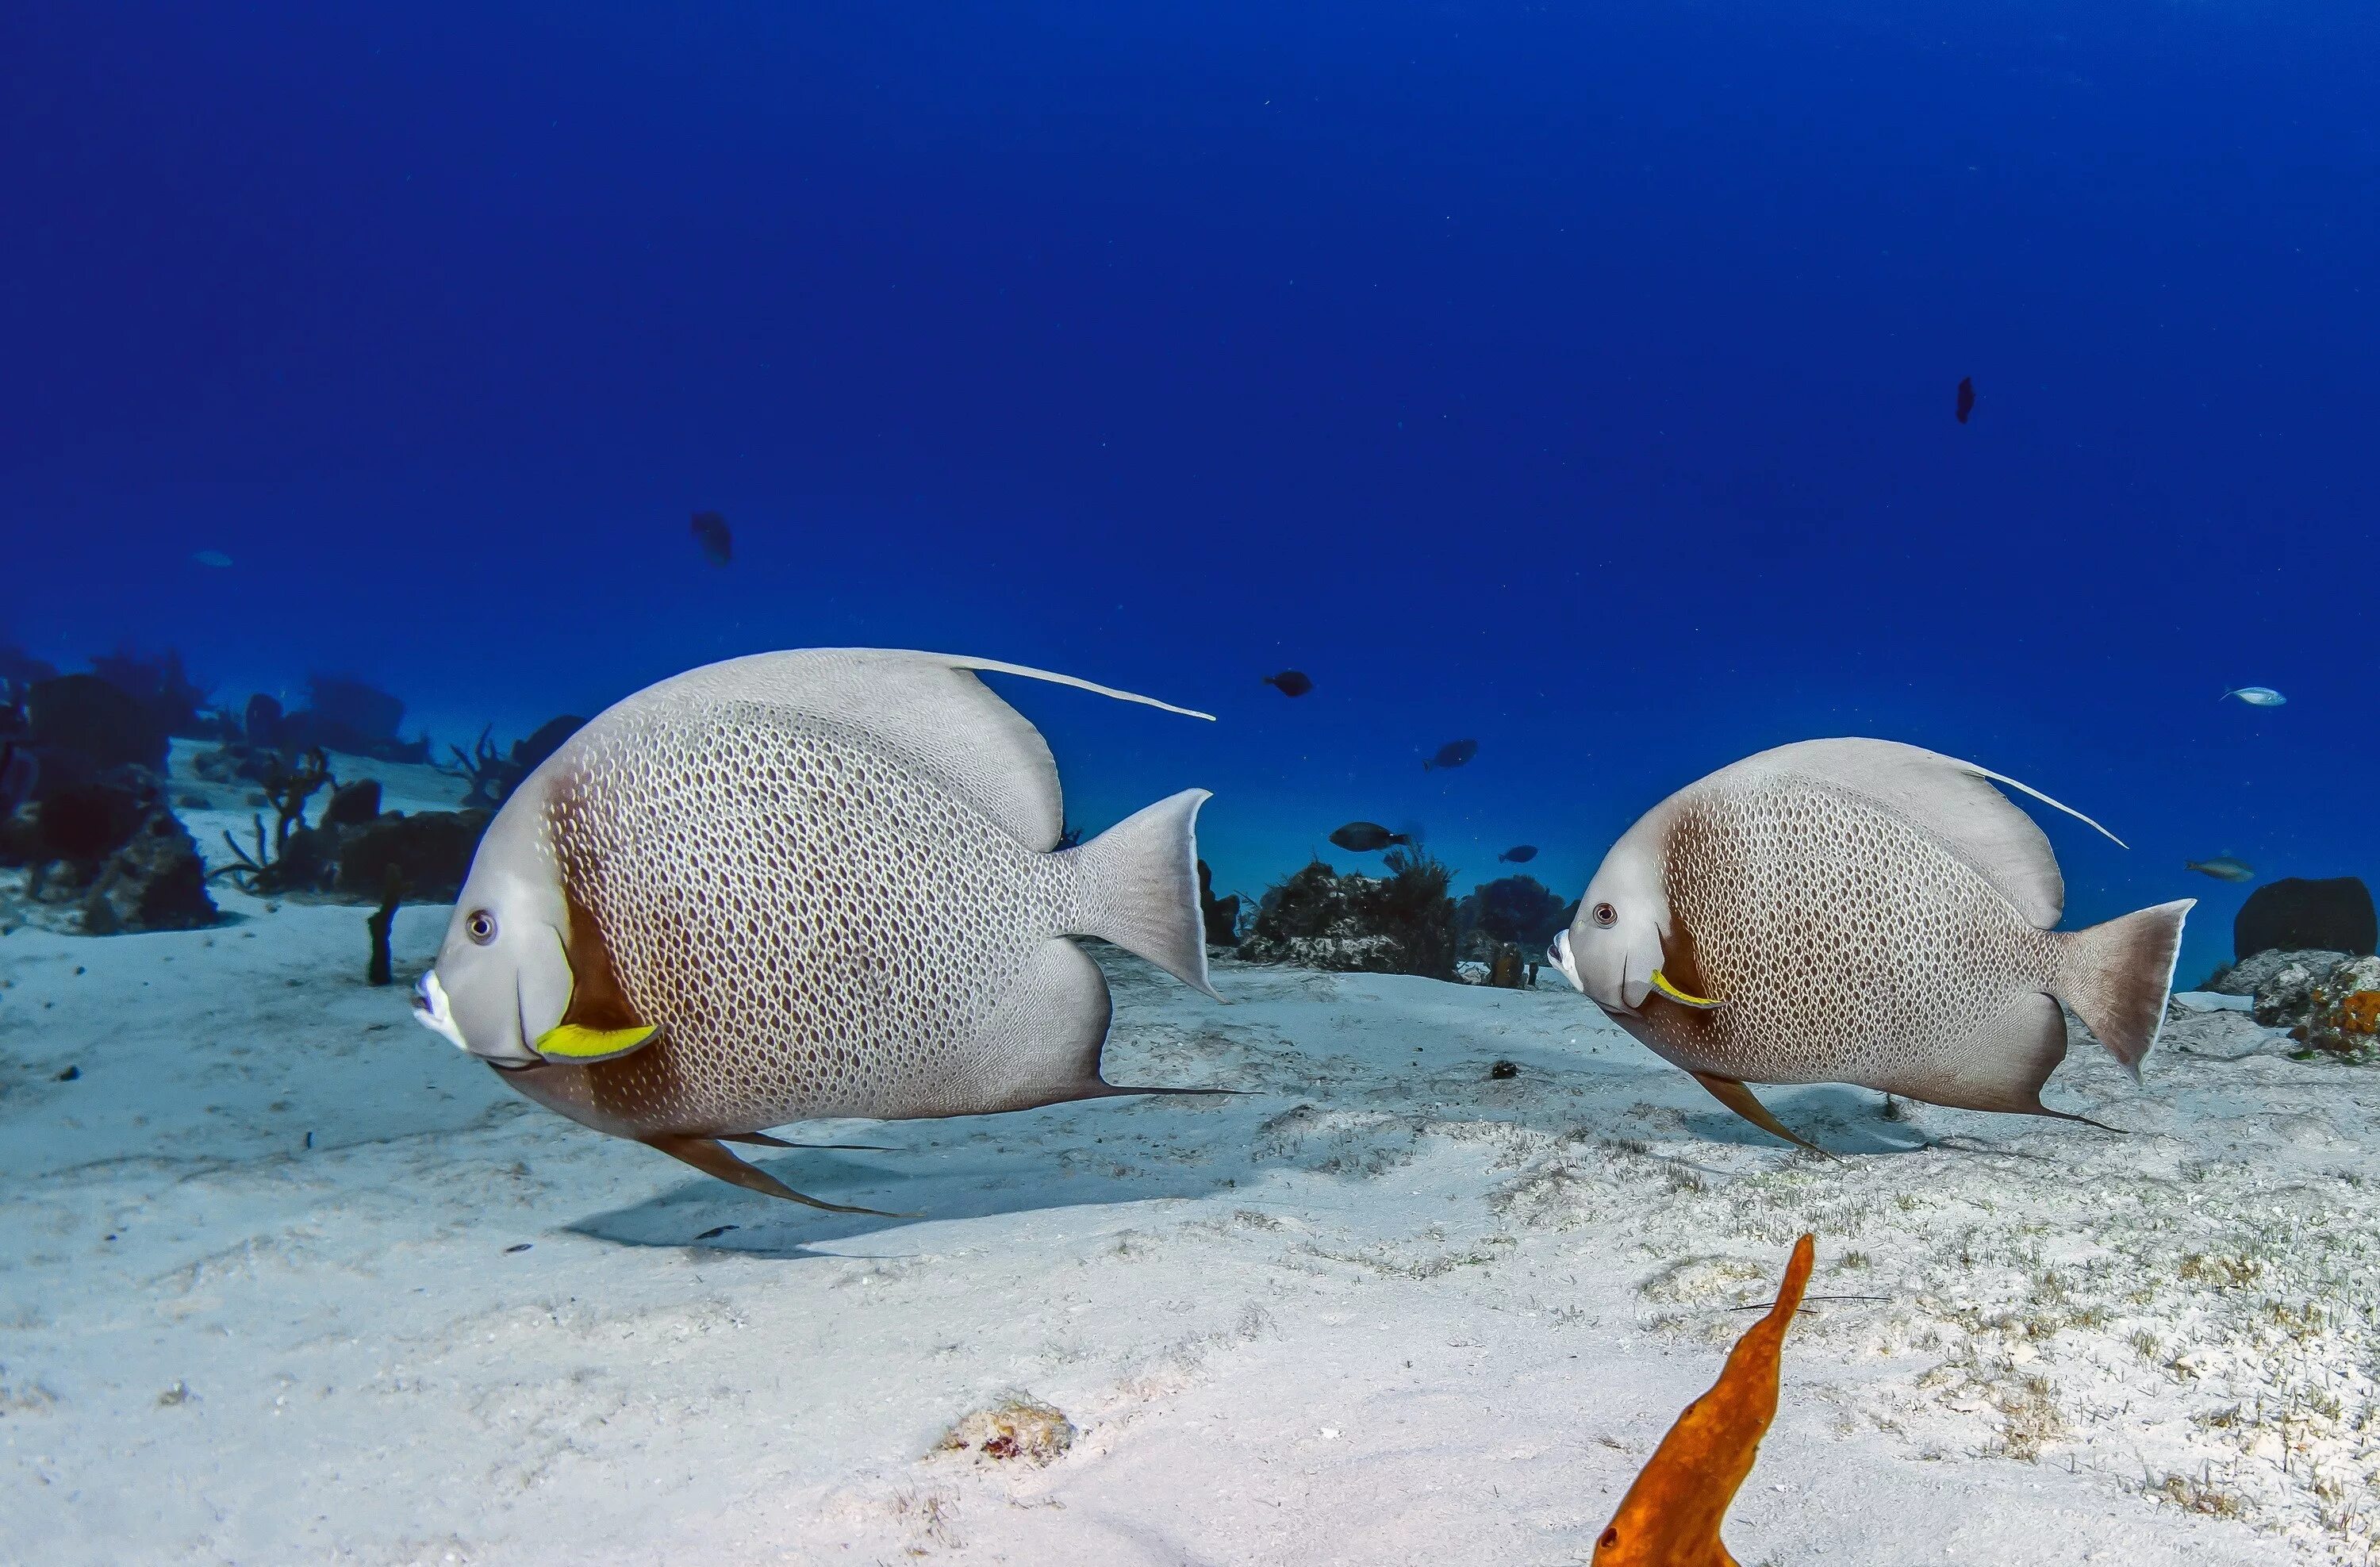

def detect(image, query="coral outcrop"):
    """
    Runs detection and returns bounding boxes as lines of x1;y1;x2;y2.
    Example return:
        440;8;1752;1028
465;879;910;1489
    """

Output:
2233;876;2375;961
1236;848;1457;979
1455;874;1572;985
1197;859;1242;947
0;763;215;934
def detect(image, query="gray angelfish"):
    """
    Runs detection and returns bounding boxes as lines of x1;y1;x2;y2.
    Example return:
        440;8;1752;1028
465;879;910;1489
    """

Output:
414;649;1223;1208
1547;739;2193;1152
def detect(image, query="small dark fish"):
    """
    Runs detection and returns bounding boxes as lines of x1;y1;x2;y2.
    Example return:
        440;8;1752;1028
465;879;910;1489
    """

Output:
1423;739;1478;772
690;510;733;567
56;1065;80;1082
694;1224;740;1241
1955;377;1975;424
1263;670;1313;697
1330;821;1410;853
2186;856;2254;884
505;1242;532;1254
1499;845;1539;863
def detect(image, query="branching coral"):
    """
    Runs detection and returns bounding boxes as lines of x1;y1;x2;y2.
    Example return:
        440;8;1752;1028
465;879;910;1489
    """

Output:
208;747;334;893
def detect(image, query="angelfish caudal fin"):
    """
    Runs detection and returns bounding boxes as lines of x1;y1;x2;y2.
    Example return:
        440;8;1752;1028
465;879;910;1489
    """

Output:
1061;789;1222;1000
2055;898;2195;1076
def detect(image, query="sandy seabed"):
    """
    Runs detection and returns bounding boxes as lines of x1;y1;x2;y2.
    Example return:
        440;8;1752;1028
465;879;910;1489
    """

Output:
2;758;2374;1565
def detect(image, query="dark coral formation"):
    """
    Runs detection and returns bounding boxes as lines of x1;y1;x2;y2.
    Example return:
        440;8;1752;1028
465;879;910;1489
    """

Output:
1196;859;1242;947
86;647;210;739
1456;874;1572;985
2234;876;2375;961
1236;847;1458;979
326;808;489;903
28;674;168;774
0;763;215;934
438;715;585;808
278;674;429;762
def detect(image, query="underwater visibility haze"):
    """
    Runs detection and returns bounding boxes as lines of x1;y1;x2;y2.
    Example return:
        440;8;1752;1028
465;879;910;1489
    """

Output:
6;2;2380;1562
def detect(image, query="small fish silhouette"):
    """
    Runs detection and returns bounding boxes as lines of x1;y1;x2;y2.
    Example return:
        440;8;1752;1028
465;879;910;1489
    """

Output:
191;549;234;569
2221;686;2285;707
1593;1234;1815;1567
1498;845;1538;863
1424;739;1478;772
1330;822;1410;853
690;510;733;567
1263;670;1313;697
2186;856;2254;884
1955;377;1976;424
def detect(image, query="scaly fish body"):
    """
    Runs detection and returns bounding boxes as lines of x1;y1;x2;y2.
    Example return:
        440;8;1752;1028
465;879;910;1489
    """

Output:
1552;739;2193;1147
416;648;1220;1206
509;708;1084;1139
1617;775;2067;1097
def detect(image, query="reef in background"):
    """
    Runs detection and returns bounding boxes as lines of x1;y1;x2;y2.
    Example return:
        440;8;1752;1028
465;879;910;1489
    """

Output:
1454;874;1574;987
0;646;215;934
1236;847;1457;979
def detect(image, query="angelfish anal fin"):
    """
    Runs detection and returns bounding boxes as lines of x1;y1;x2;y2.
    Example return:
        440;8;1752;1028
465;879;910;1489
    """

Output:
643;1133;919;1216
1691;1073;1834;1160
532;1022;662;1064
721;1131;902;1153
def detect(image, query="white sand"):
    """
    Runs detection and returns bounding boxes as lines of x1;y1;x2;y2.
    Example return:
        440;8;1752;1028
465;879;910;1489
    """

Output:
2;762;2373;1563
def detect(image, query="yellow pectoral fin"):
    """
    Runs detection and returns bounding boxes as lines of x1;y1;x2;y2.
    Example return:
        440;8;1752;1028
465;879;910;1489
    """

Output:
1649;969;1722;1010
533;1023;661;1064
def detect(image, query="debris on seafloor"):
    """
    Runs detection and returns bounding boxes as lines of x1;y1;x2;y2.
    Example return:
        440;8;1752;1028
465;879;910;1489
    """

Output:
932;1395;1077;1467
1593;1233;1815;1566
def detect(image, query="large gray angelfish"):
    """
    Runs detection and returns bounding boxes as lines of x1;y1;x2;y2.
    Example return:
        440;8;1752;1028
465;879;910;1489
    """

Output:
1547;739;2193;1152
413;649;1222;1208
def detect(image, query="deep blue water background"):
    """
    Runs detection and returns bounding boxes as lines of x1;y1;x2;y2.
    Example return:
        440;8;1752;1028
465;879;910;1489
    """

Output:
6;2;2375;983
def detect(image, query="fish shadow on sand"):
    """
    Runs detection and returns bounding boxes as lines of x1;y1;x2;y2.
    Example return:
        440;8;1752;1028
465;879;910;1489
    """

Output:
566;1103;1278;1258
1677;1085;1933;1156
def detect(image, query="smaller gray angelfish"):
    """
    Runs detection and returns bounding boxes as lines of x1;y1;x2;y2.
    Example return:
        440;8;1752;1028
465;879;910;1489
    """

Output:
414;649;1223;1208
1547;739;2193;1152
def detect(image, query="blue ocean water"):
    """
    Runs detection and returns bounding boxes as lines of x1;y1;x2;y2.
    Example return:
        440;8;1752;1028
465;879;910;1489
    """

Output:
6;2;2375;984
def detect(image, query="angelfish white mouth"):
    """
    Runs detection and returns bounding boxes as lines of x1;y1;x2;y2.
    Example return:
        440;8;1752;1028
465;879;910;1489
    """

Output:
1546;929;1584;994
413;970;470;1051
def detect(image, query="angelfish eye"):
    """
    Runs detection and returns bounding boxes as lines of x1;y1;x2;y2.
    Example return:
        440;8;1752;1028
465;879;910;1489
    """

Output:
1591;902;1617;928
466;909;498;945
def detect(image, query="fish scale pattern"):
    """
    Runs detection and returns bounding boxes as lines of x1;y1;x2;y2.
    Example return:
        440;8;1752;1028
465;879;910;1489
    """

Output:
1627;775;2067;1089
532;698;1077;1134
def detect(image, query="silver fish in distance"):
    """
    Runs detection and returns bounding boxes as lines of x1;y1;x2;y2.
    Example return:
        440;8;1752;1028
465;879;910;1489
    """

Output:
2186;856;2255;883
1547;739;2193;1152
413;649;1222;1208
2221;686;2285;706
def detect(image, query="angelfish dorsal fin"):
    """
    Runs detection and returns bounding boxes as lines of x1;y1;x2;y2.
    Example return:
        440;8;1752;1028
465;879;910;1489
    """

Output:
640;650;1211;853
1723;739;2123;929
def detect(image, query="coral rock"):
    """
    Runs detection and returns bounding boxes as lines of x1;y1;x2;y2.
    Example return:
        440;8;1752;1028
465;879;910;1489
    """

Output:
27;674;168;774
2234;876;2376;962
332;809;492;903
1237;850;1457;979
78;809;216;934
